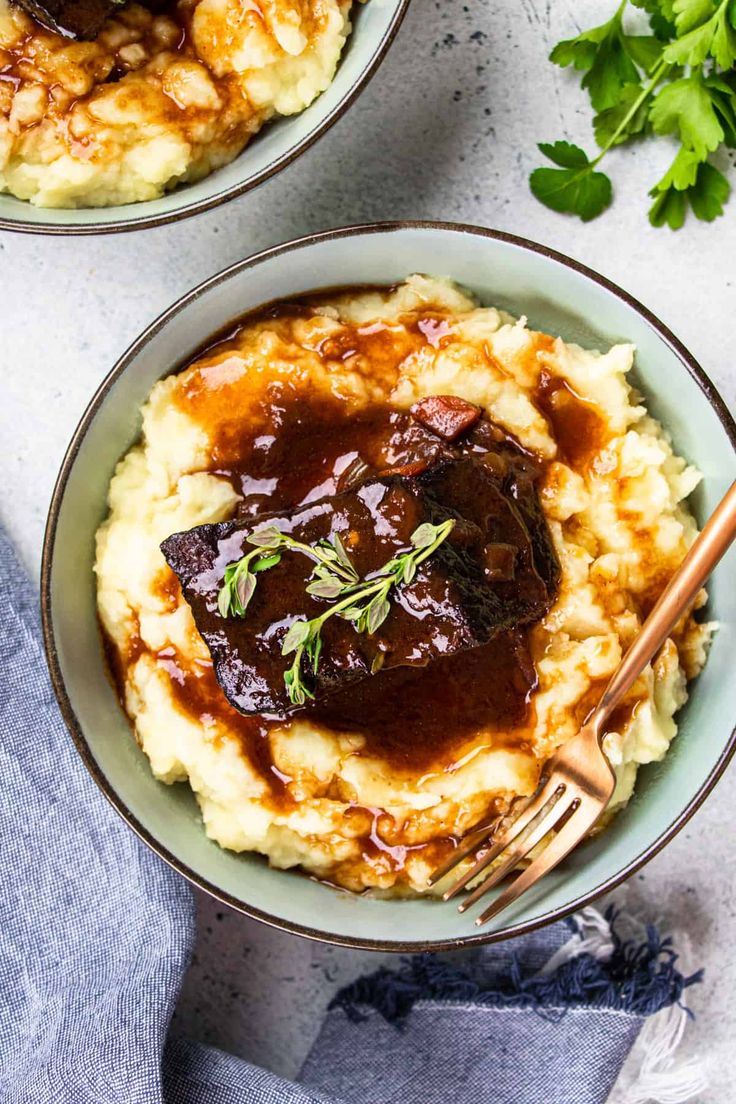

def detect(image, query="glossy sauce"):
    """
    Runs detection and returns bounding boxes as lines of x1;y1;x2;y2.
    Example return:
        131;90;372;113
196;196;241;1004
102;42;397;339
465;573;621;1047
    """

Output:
156;646;296;807
533;368;609;468
311;629;538;771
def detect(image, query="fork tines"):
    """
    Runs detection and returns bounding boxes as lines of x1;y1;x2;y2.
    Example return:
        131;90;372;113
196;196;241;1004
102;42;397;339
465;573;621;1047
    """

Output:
428;778;599;926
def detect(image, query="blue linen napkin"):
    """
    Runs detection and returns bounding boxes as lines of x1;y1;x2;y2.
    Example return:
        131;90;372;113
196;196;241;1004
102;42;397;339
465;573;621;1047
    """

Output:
0;525;702;1104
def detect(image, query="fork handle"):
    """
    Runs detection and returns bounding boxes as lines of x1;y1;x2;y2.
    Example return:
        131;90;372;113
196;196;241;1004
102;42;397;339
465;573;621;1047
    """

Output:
591;479;736;737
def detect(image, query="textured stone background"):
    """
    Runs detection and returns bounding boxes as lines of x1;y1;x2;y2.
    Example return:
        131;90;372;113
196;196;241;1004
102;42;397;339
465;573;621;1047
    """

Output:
1;0;734;1098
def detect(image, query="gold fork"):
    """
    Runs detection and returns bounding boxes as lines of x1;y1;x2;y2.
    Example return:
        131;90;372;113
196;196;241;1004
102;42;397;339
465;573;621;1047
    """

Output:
429;479;736;927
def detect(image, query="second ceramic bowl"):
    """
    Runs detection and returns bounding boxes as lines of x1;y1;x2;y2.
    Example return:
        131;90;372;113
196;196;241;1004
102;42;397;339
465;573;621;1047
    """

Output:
42;222;736;949
0;0;408;236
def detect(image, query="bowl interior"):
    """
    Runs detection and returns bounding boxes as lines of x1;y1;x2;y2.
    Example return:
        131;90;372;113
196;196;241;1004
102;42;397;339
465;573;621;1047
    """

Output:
45;224;736;948
0;0;406;233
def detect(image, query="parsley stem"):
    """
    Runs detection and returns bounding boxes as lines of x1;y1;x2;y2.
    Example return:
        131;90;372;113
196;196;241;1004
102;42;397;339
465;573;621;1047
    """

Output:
545;54;673;202
591;56;671;166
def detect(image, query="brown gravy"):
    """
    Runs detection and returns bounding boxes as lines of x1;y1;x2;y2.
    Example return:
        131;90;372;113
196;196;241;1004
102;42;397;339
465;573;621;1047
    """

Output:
156;647;296;808
311;630;537;772
533;368;609;468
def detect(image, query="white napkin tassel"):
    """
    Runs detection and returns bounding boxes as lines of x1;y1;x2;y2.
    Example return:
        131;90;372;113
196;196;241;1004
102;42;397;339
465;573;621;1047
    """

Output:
538;905;707;1104
622;1000;708;1104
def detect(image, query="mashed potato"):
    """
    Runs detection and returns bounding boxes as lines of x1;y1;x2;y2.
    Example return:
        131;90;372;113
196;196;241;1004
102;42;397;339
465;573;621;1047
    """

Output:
95;276;713;894
0;0;351;207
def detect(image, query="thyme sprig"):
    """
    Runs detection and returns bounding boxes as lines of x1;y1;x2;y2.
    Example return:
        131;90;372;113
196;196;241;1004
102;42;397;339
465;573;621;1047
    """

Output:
280;519;455;706
216;517;455;706
216;526;359;620
216;545;283;619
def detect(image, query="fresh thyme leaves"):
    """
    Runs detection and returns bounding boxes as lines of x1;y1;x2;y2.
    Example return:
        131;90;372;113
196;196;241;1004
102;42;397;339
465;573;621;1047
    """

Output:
215;518;454;706
217;526;359;619
216;545;283;619
280;518;455;706
531;0;736;227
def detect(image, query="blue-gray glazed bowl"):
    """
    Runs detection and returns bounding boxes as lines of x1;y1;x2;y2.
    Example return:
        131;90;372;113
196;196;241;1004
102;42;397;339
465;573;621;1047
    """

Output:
42;221;736;949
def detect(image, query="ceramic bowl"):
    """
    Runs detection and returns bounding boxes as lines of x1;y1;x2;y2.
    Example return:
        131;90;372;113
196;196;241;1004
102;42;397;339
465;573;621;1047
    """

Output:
0;1;408;236
42;222;736;950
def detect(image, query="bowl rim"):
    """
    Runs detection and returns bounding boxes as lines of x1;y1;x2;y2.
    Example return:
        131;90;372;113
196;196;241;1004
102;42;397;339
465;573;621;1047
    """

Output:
0;0;410;237
41;219;736;951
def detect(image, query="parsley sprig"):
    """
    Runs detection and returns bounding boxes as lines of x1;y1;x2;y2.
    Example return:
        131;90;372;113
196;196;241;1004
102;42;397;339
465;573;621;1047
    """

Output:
530;0;736;227
280;519;455;706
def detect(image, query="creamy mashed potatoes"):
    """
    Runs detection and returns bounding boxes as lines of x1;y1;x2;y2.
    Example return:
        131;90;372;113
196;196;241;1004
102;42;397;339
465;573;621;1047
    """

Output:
95;276;712;895
0;0;351;207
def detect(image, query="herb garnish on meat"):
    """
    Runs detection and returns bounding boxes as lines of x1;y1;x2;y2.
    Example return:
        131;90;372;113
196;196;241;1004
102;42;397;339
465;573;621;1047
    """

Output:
216;530;359;620
217;520;455;706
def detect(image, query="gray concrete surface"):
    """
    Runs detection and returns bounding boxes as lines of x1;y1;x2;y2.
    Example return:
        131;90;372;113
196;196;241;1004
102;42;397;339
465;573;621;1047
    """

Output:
1;0;734;1097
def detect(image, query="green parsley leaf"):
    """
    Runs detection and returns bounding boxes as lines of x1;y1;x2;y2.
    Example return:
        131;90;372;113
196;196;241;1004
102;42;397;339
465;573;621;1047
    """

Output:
664;0;736;67
688;160;731;217
673;0;717;35
712;3;736;65
649;76;724;157
704;74;736;144
530;144;613;221
551;9;643;111
635;0;679;37
594;83;651;145
550;24;610;72
625;34;664;69
536;140;590;167
649;156;730;224
657;145;702;189
649;185;689;226
631;0;677;39
532;0;736;230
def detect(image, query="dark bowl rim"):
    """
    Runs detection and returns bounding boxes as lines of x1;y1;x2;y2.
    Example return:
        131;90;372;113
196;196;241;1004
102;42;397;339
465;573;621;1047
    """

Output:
0;0;410;237
41;219;736;952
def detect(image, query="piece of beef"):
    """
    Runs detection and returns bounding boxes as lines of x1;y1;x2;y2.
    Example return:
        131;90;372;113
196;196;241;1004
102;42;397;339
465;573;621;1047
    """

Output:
161;456;559;717
16;0;132;39
410;395;482;441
